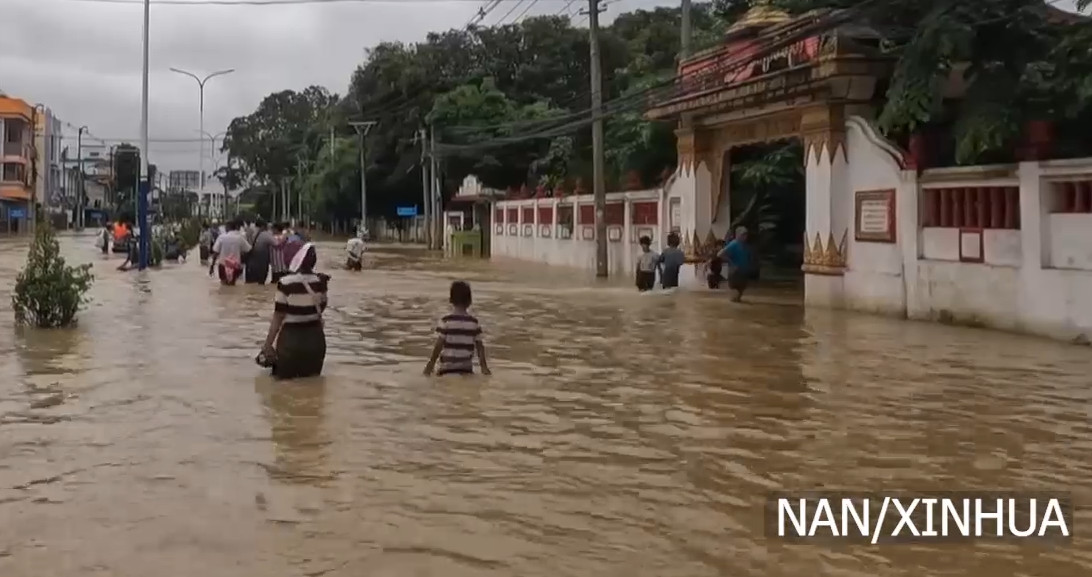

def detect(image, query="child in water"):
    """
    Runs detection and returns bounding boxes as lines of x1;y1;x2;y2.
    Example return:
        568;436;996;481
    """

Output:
659;232;685;289
635;235;659;292
424;281;491;376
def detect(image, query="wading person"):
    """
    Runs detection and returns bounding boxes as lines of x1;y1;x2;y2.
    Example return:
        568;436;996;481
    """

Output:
269;222;292;283
659;232;685;289
345;231;365;271
246;218;273;285
634;235;659;292
117;230;141;271
209;219;251;286
258;242;329;380
96;223;111;255
198;221;214;264
719;226;753;302
424;281;491;376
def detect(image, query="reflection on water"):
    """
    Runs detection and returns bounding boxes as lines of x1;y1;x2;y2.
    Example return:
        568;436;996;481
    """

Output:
0;232;1090;576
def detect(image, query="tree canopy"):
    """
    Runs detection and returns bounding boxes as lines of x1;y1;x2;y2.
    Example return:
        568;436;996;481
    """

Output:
221;7;725;224
220;1;1092;225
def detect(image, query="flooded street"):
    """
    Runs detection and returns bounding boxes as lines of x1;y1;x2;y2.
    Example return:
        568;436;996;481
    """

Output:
0;232;1090;577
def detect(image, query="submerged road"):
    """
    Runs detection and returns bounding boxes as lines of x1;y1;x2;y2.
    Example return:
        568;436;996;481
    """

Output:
0;233;1089;576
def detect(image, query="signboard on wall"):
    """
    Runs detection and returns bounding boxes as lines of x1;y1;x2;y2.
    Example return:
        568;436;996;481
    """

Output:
397;206;418;217
959;229;984;263
669;198;681;233
854;189;896;243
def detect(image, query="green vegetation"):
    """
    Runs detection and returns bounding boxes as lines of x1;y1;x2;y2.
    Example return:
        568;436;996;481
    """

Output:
221;1;1092;227
222;6;725;224
12;224;94;328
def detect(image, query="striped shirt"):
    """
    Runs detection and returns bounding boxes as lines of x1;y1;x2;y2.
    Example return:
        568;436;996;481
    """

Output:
274;272;330;325
270;236;290;273
435;311;483;375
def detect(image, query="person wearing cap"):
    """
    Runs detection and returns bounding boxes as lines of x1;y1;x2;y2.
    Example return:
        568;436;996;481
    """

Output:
718;226;752;302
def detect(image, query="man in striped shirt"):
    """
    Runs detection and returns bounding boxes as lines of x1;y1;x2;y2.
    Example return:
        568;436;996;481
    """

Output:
424;281;491;376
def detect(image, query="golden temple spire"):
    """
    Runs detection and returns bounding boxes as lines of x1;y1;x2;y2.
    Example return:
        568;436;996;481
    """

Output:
727;1;791;34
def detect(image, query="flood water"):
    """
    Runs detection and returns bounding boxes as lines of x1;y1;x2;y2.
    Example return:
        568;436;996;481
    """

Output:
0;232;1090;577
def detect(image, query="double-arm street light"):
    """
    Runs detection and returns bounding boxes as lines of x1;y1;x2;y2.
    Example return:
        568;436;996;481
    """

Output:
169;67;235;190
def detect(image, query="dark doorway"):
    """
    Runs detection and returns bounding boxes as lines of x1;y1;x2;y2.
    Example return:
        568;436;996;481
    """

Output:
727;138;806;275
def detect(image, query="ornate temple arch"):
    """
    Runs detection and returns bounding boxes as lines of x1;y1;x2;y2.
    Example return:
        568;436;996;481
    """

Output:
648;4;889;281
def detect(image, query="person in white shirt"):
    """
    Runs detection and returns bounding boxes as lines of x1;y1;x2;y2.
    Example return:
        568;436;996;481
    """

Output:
208;219;252;285
345;232;366;271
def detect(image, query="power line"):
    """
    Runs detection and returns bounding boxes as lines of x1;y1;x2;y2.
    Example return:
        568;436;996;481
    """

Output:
512;0;540;22
467;0;501;26
436;2;887;153
493;0;528;24
62;0;562;4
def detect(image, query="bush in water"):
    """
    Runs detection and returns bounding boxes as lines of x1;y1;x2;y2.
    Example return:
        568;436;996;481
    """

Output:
12;223;94;328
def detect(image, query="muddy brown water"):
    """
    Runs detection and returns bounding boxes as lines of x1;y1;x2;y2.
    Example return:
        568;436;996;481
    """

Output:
0;232;1090;577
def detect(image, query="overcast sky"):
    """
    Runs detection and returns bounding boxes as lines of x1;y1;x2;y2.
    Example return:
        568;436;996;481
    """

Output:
1;0;1083;173
1;0;671;173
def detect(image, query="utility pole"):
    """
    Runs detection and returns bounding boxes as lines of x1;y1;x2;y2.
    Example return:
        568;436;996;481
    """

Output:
138;0;150;270
348;120;376;234
430;126;441;250
223;153;232;218
588;0;608;277
295;157;303;227
419;127;431;248
281;177;288;223
681;0;692;60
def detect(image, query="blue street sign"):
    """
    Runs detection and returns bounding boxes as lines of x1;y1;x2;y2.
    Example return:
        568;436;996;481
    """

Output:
396;205;418;217
8;208;26;219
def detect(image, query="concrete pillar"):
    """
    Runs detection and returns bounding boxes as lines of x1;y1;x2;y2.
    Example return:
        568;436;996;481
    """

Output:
801;106;850;308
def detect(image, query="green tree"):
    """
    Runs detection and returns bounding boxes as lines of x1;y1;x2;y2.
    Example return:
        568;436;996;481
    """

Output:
12;223;94;328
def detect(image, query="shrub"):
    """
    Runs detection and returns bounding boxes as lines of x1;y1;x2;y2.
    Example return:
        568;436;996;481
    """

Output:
12;223;94;328
177;217;202;251
150;235;165;267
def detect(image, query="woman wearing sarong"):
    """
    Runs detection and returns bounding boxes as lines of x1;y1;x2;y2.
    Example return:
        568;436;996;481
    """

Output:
258;242;329;380
245;218;273;284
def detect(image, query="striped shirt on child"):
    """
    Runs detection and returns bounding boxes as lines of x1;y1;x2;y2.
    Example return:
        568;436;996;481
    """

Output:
435;311;483;375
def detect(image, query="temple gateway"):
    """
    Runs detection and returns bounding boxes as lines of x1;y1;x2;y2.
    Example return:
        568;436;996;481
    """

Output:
483;4;1092;344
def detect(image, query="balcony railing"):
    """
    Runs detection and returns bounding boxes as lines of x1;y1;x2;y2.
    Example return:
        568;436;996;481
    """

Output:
2;141;27;158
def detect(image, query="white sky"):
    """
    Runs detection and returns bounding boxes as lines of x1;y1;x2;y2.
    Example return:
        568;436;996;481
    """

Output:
1;0;1082;172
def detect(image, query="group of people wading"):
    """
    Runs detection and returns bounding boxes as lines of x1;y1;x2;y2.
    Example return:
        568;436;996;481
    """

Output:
200;218;306;286
634;226;756;302
196;218;332;381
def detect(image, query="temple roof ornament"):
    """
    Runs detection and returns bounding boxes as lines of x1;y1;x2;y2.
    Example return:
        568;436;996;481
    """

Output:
726;2;792;36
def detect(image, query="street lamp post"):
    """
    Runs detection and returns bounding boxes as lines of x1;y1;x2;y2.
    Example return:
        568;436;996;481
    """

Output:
76;125;88;229
169;67;235;191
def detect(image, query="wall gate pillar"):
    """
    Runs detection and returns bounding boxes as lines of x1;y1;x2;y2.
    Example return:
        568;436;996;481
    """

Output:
801;105;850;307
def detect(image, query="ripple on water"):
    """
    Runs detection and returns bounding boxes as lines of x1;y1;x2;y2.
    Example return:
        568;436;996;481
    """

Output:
0;233;1090;576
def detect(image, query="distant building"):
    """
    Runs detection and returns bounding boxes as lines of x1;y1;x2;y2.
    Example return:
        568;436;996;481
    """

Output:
33;107;64;213
168;170;200;193
0;94;34;231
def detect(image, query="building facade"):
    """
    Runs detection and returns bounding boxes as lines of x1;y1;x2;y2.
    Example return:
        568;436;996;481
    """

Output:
34;107;64;215
0;94;34;232
168;170;200;192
